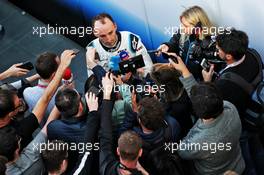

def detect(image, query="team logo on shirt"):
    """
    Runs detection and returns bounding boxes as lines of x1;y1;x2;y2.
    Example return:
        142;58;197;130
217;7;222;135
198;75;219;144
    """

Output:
130;34;139;52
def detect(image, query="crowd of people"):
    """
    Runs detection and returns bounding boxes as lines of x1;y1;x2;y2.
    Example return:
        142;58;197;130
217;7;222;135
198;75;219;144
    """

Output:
0;5;264;175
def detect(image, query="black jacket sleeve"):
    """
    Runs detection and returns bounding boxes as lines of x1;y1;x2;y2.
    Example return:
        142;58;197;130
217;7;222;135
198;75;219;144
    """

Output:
71;111;100;175
164;32;181;53
16;113;39;149
99;100;118;175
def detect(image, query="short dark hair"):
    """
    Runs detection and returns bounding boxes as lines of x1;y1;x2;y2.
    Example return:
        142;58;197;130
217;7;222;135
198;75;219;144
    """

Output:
92;13;115;28
190;82;223;119
0;89;16;118
35;52;58;79
151;63;184;102
138;97;165;131
118;131;142;161
216;29;249;61
55;88;80;118
0;127;19;162
41;140;68;173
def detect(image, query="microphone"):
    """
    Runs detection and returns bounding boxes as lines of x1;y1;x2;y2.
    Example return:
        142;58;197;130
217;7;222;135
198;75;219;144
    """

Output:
62;68;73;85
119;51;129;61
109;55;121;71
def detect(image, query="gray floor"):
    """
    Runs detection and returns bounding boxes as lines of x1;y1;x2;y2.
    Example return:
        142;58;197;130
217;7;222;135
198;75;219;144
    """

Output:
0;0;88;92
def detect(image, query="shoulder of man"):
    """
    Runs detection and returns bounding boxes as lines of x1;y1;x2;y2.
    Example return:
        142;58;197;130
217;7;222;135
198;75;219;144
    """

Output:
121;31;142;52
223;100;239;114
86;38;100;48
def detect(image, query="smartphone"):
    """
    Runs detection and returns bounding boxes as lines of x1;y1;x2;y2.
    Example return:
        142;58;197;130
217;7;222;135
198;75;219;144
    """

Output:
200;58;210;71
87;86;101;97
17;61;34;70
72;49;80;55
162;52;178;63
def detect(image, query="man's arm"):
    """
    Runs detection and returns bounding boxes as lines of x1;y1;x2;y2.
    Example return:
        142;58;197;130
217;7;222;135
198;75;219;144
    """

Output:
0;63;29;81
32;50;76;123
71;93;100;175
168;55;197;96
164;33;181;53
13;107;60;174
99;73;118;175
10;74;40;90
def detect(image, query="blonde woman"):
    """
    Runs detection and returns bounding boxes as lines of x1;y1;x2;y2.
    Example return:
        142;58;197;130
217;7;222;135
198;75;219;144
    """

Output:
157;6;215;80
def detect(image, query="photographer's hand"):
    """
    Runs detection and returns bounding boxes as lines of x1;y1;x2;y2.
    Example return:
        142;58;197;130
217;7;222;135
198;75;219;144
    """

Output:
156;44;169;56
102;72;114;100
113;75;123;85
131;90;138;113
122;72;132;83
60;50;76;70
0;63;29;80
202;64;214;82
168;54;191;78
85;92;98;112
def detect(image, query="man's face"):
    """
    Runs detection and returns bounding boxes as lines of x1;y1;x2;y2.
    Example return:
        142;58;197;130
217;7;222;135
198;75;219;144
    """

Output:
10;95;22;117
216;44;226;60
93;18;118;47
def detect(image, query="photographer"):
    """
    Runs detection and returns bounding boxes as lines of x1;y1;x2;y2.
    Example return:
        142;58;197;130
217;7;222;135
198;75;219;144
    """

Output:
150;63;193;138
201;29;264;174
169;56;245;175
1;107;60;175
23;52;61;127
47;86;89;143
99;73;149;175
157;5;215;80
0;49;76;156
0;50;75;149
202;29;259;121
120;94;182;175
42;93;100;175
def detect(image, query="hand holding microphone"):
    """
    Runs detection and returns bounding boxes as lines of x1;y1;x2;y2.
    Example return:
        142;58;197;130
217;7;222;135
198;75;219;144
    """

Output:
62;68;75;88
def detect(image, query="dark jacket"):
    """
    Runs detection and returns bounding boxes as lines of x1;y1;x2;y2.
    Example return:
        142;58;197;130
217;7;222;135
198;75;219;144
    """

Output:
216;50;260;119
165;90;193;138
99;100;120;175
164;33;213;80
70;110;100;175
47;115;87;143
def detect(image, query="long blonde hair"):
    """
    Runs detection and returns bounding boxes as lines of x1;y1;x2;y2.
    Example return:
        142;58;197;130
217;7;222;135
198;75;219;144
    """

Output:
180;6;214;40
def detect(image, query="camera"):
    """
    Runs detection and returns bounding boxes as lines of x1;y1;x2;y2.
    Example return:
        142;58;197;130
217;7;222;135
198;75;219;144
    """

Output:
119;54;145;75
189;39;219;62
